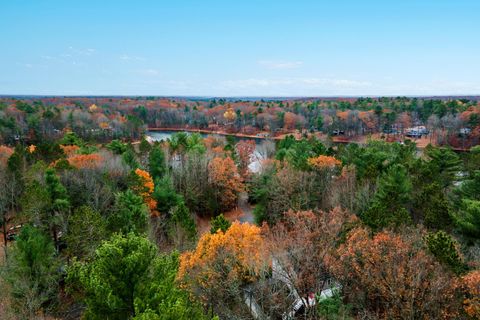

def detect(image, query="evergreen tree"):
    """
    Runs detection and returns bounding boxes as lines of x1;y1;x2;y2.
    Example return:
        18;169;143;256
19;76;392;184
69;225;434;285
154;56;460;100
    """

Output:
138;138;151;155
363;164;412;230
122;146;139;169
210;214;231;234
148;143;166;181
108;190;148;235
44;168;70;249
3;225;60;318
413;183;452;229
67;233;206;320
170;201;197;241
454;199;480;239
456;170;480;201
65;206;106;259
152;176;182;215
425;231;465;274
424;145;463;188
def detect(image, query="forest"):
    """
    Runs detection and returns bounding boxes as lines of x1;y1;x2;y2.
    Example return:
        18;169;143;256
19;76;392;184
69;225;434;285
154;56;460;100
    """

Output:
0;96;479;319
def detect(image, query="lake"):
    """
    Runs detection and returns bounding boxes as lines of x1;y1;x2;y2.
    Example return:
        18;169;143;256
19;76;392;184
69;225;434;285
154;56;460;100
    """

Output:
146;130;275;172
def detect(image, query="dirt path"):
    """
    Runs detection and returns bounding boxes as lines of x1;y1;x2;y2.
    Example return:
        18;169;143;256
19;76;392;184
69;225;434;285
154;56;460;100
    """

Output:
237;192;254;223
195;192;255;236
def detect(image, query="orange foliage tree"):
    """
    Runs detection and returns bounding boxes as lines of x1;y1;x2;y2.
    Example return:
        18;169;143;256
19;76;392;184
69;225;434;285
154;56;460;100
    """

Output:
178;221;266;313
208;157;244;212
67;153;103;169
133;168;159;217
328;227;462;319
462;270;480;318
0;145;13;167
60;144;80;157
307;155;341;169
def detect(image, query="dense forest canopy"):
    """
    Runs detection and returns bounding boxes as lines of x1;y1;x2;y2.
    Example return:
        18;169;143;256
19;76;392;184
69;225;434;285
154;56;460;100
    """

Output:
1;96;479;148
0;96;479;319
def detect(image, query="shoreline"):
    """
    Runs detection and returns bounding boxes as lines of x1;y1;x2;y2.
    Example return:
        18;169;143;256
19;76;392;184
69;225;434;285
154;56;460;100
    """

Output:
145;127;473;152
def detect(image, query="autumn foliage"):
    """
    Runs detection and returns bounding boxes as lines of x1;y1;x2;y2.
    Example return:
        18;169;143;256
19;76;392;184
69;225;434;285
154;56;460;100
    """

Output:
462;270;480;318
208;157;244;211
178;221;266;300
307;155;341;169
328;227;462;319
235;140;256;177
133;168;159;217
60;144;80;157
67;153;103;169
0;145;13;167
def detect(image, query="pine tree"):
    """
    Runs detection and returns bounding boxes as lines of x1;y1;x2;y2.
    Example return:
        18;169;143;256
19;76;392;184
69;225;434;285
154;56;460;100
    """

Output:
148;143;166;181
424;145;463;188
454;199;480;239
44;168;70;249
170;201;197;241
425;231;465;274
363;164;412;229
4;225;59;318
108;190;148;235
210;214;231;234
413;183;453;229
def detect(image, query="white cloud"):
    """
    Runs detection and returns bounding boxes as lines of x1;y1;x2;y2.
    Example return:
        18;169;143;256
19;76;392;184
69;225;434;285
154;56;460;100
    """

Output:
257;60;304;69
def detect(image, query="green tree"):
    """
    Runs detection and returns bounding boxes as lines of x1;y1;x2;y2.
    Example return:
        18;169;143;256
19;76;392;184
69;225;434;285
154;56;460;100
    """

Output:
210;214;231;234
138;138;151;155
148;143;166;181
152;176;182;215
455;170;480;201
65;206;106;259
454;199;480;239
425;231;465;274
123;146;139;169
424;145;463;188
363;164;412;230
169;201;197;247
107;139;128;154
67;233;205;320
44;168;70;249
413;183;453;229
3;225;60;318
108;190;148;235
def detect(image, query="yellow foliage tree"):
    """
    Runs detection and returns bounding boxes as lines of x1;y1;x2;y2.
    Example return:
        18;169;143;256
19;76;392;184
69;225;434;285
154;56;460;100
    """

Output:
178;221;266;305
223;107;237;122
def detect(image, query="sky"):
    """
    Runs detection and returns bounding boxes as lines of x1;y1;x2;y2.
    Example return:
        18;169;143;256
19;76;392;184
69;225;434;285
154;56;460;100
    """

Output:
1;0;480;97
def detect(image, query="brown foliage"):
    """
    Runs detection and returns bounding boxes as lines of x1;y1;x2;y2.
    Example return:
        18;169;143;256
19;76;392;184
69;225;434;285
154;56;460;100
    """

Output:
235;139;256;177
462;270;480;318
264;208;357;297
327;227;462;319
208;157;244;211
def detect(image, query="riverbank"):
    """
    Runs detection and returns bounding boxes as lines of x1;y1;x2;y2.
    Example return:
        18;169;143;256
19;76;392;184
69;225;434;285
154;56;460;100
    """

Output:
146;127;473;152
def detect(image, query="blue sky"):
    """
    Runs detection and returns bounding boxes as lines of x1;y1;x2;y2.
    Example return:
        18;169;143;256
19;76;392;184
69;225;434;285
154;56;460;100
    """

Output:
1;0;480;96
